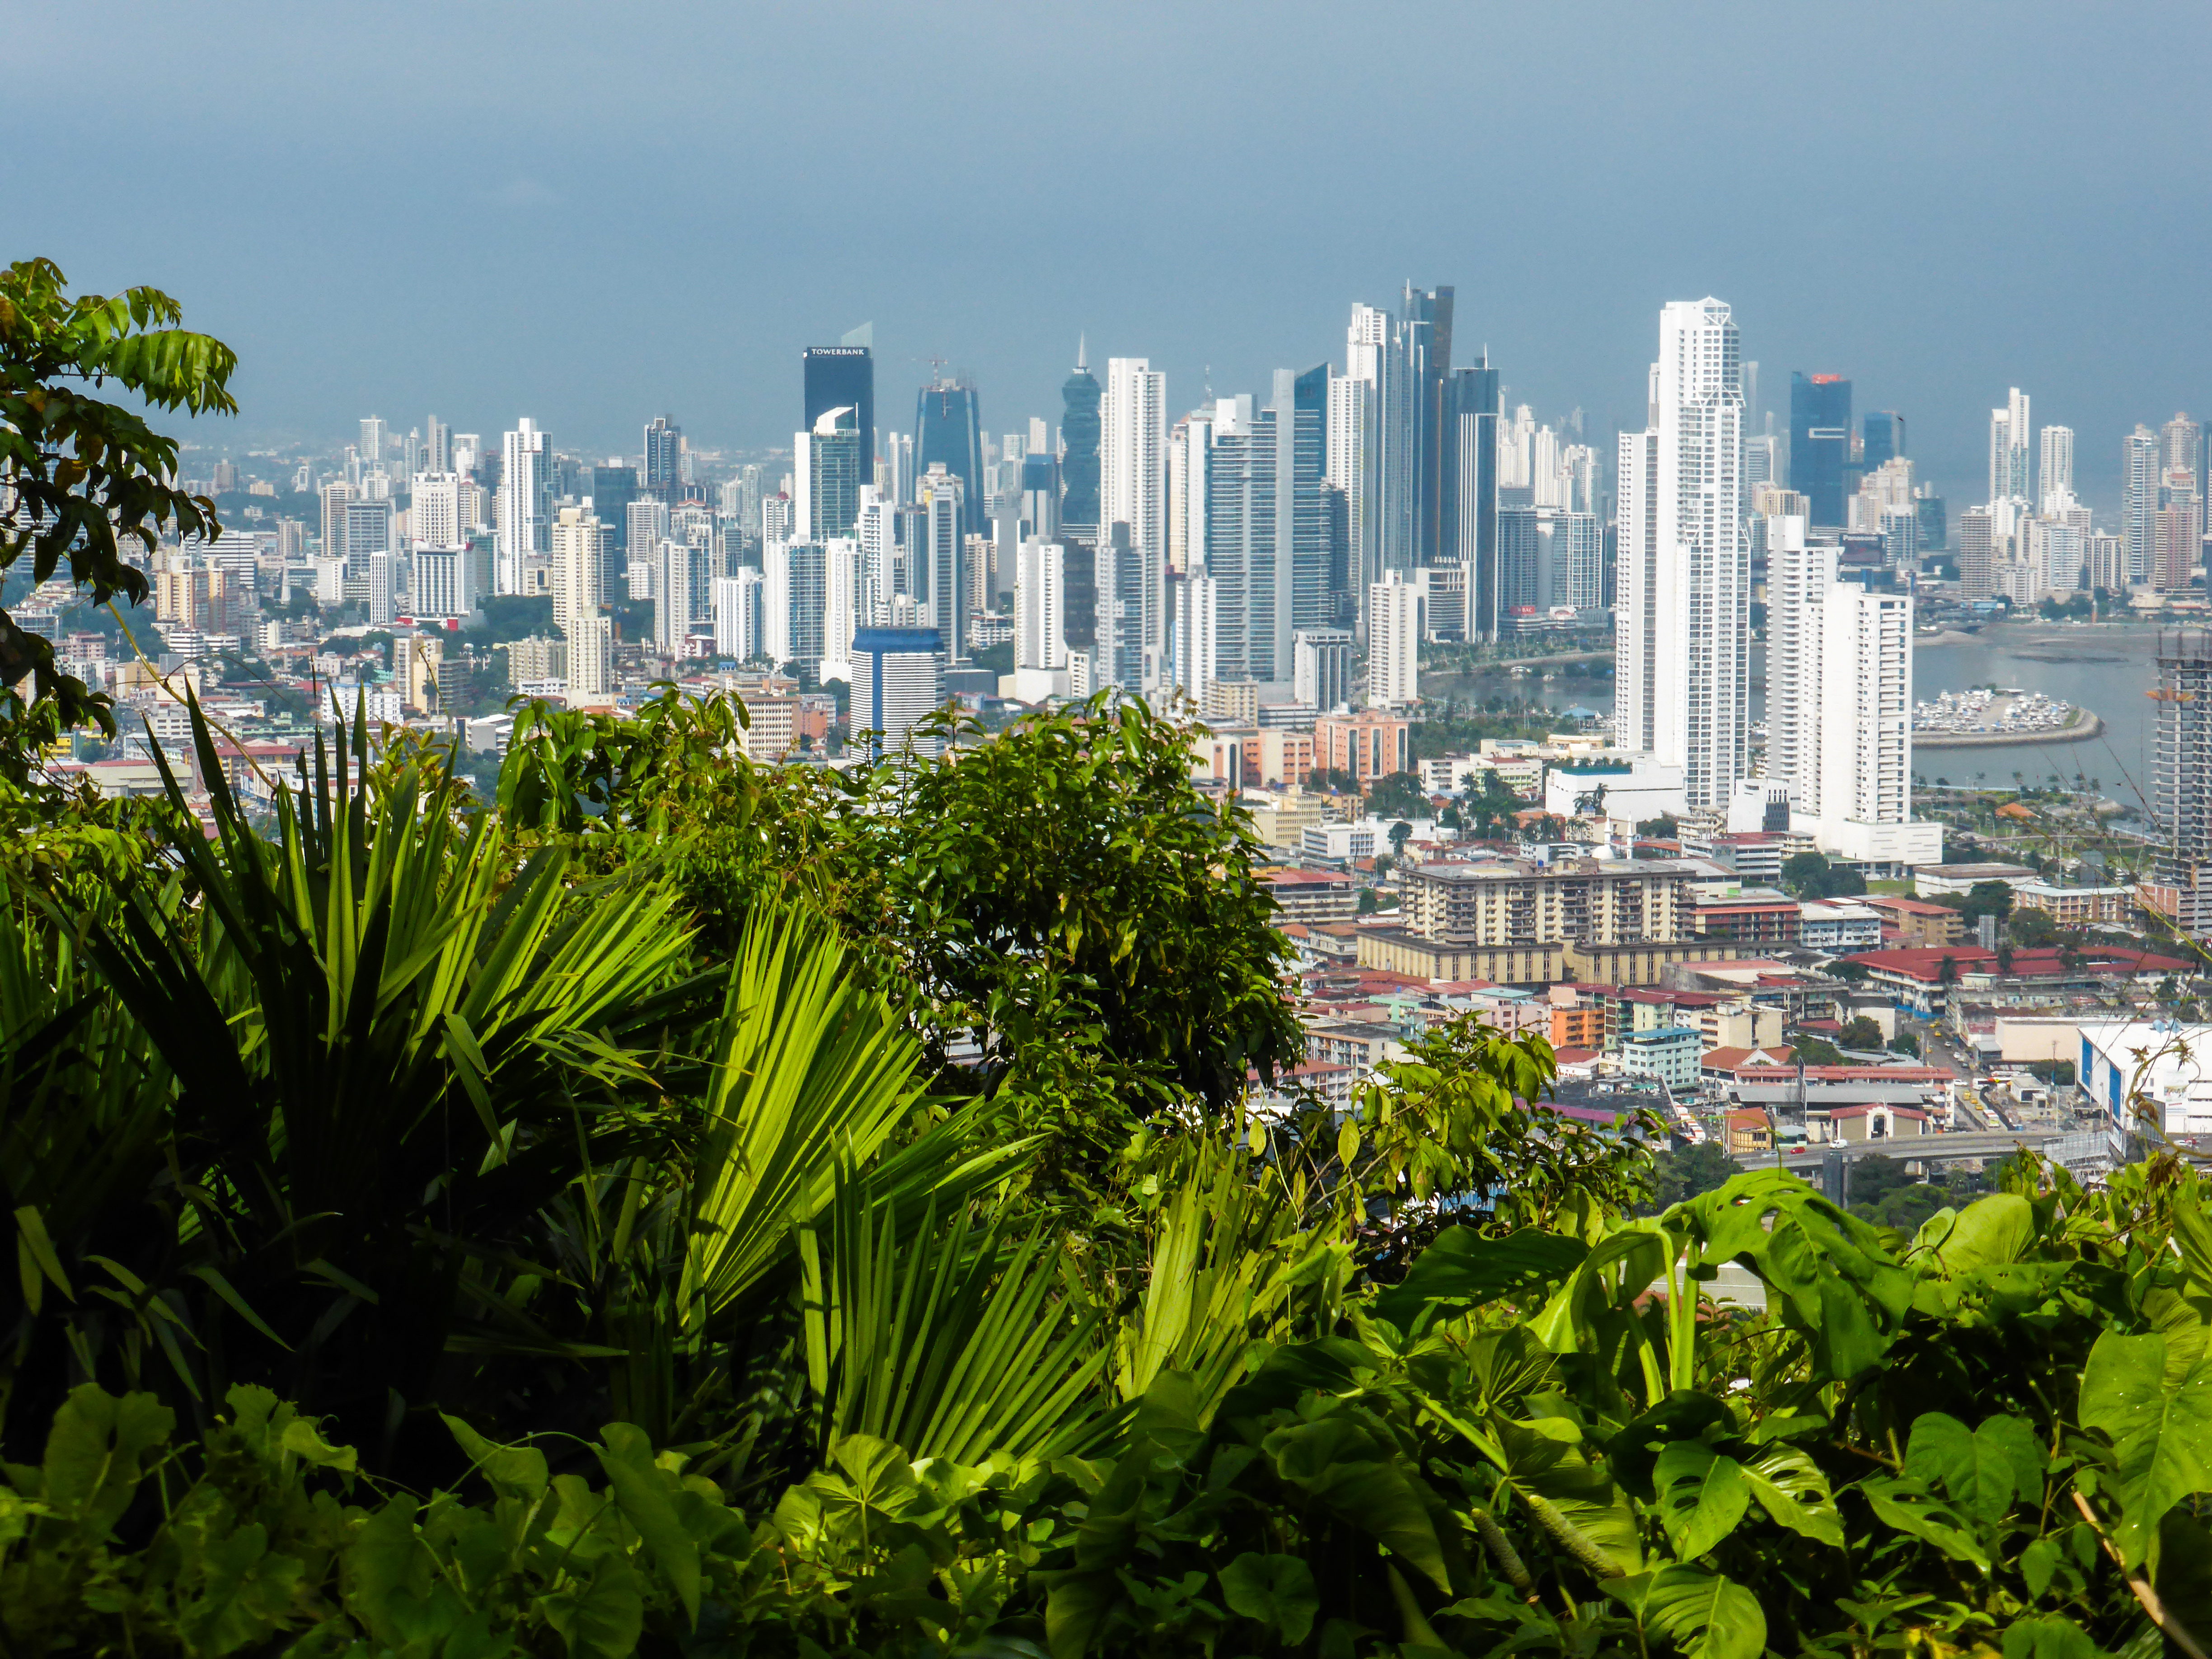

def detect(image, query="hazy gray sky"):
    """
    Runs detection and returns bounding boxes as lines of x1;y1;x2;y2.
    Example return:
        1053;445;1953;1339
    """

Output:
9;2;2209;512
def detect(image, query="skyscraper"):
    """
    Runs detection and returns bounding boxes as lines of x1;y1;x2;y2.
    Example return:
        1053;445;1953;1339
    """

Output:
1862;411;1905;471
916;464;967;662
1280;365;1331;660
852;627;947;759
1446;358;1502;640
2125;425;2161;585
550;506;609;698
1167;410;1209;576
2039;425;2076;510
1016;539;1067;670
2150;630;2212;941
803;342;875;469
497;419;551;595
1101;357;1167;677
1404;283;1454;565
591;464;638;560
915;378;985;538
1367;571;1422;707
796;406;862;541
1204;394;1266;686
1764;520;1835;806
1788;372;1851;529
1059;341;1101;548
642;416;682;501
2163;412;2204;500
424;415;452;475
1616;299;1749;814
1988;389;2031;504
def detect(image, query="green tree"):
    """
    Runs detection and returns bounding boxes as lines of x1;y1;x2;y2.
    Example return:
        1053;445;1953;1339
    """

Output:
1890;1029;1921;1057
0;258;237;781
1364;769;1429;820
866;697;1303;1112
1794;1034;1845;1066
2009;906;2061;948
1962;879;2016;923
1388;819;1414;859
1781;850;1834;895
1839;1016;1886;1051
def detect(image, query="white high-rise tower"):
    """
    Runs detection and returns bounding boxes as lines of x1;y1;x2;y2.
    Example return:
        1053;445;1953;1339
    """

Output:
1100;357;1167;679
1613;299;1748;813
497;418;551;595
1988;389;2031;504
2039;425;2076;511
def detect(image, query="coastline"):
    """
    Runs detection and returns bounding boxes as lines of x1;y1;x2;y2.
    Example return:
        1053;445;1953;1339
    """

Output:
1913;706;2104;750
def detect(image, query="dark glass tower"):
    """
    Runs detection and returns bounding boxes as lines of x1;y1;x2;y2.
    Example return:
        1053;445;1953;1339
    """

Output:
590;464;637;553
1863;410;1906;470
1287;364;1331;639
1059;340;1101;547
1789;372;1852;528
915;379;985;537
1403;284;1454;562
803;346;874;467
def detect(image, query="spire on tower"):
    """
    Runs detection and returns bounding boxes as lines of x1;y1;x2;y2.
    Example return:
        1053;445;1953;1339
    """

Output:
1076;332;1087;373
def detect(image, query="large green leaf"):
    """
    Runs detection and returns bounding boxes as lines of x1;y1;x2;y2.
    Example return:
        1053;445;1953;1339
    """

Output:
1218;1552;1320;1644
1740;1444;1842;1547
1903;1411;2043;1531
2079;1330;2212;1565
680;898;926;1326
1611;1565;1767;1659
1913;1192;2036;1274
1370;1226;1588;1330
1861;1476;1991;1570
1675;1169;1911;1381
1652;1441;1748;1560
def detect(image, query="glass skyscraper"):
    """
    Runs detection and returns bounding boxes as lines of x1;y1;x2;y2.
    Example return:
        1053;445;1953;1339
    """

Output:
1059;342;1101;547
1862;410;1905;471
915;379;985;537
1789;372;1852;529
803;346;874;469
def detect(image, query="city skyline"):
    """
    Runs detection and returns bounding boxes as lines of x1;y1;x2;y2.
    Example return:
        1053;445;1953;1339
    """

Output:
9;2;2210;516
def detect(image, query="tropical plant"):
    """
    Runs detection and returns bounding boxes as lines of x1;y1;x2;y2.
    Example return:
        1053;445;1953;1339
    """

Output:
0;258;236;774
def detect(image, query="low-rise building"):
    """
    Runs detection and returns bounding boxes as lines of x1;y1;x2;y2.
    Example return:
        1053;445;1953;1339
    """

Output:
1799;900;1883;952
1621;1025;1702;1095
2012;881;2136;928
1261;868;1359;923
1915;862;2040;899
1692;888;1802;946
1723;1106;1775;1155
1859;895;1967;948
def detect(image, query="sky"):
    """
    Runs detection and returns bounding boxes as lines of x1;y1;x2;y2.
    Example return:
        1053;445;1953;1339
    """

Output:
8;1;2210;516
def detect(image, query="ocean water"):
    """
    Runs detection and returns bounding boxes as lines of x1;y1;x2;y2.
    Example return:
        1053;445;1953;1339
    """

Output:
1910;624;2164;806
1424;621;2173;811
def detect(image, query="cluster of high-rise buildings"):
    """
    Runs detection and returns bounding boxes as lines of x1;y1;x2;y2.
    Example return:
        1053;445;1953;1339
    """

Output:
323;288;1620;749
1610;300;1939;871
141;282;2212;880
1953;394;2205;604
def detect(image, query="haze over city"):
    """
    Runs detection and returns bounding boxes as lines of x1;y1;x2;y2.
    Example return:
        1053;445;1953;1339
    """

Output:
9;0;2212;512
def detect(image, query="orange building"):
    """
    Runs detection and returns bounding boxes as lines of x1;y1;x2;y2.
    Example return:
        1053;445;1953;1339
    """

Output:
1315;709;1412;786
1550;1003;1604;1050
